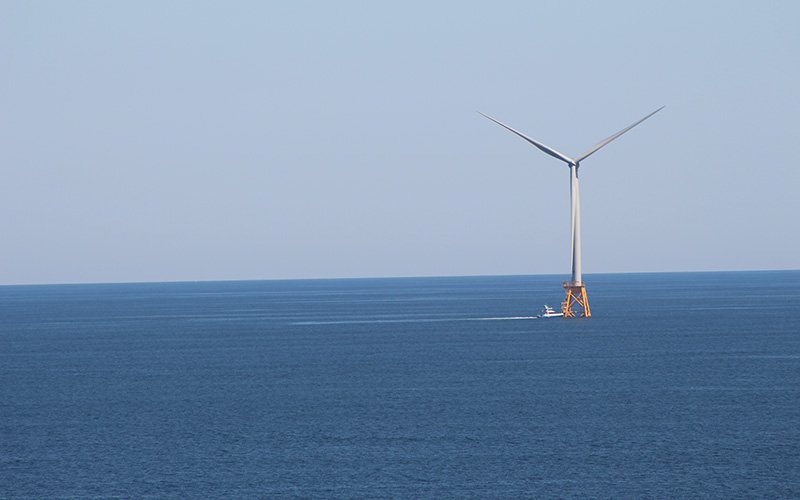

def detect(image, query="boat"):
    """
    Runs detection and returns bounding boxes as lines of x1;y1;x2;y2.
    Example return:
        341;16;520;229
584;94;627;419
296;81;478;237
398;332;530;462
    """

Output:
539;304;564;318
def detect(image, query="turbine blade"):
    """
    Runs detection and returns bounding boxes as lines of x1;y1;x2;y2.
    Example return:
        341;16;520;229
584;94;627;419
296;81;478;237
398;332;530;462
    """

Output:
571;167;581;268
574;106;664;164
570;172;576;266
478;112;574;165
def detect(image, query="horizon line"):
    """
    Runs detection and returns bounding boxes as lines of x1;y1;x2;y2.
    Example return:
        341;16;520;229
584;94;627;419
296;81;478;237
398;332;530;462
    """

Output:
1;268;797;287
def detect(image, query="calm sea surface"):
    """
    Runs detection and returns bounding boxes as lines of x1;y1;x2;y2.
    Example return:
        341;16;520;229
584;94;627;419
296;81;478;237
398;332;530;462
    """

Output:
2;271;799;499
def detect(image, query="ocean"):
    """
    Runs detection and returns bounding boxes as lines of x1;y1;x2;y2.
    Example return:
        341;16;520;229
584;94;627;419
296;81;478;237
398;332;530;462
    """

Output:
1;271;799;499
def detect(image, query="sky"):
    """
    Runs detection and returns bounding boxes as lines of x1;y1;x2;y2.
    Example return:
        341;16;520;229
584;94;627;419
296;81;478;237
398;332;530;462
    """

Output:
2;0;799;285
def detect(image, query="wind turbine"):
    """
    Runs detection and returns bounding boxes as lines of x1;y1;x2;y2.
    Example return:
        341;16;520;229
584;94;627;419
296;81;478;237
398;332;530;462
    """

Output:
479;106;663;317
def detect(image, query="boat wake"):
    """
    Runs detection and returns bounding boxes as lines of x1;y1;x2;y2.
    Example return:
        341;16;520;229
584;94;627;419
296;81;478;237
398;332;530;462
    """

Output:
293;316;538;326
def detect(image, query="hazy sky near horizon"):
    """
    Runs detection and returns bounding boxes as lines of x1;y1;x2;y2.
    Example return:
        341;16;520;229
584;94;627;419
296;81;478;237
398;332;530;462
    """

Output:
2;1;799;285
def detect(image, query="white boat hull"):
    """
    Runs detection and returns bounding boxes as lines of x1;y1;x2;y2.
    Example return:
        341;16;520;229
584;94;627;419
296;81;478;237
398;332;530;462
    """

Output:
539;305;563;318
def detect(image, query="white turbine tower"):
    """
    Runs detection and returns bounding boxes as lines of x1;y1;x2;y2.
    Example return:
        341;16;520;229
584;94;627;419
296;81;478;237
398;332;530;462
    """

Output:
480;106;663;317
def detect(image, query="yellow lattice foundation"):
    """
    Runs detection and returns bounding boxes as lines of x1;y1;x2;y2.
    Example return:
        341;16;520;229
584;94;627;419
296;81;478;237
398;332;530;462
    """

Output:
561;281;591;318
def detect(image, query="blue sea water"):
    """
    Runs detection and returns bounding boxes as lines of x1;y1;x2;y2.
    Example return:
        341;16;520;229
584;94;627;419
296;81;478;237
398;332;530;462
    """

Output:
1;271;799;499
